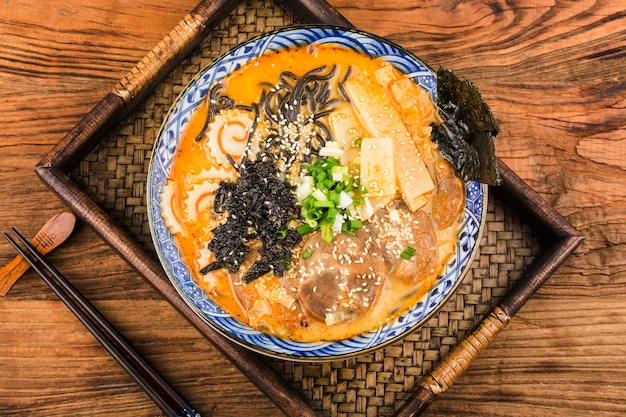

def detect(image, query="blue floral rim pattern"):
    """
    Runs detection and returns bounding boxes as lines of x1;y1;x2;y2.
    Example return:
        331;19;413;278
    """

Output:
147;26;487;361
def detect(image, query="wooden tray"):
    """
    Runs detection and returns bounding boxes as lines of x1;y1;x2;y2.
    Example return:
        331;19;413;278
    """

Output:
35;0;583;416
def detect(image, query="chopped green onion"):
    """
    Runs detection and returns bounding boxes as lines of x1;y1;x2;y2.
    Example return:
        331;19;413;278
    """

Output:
305;212;321;223
315;170;328;183
280;258;292;270
400;246;417;261
321;222;334;243
349;219;363;229
313;200;334;208
296;156;369;242
302;205;319;219
332;213;345;233
297;223;316;235
326;207;338;223
311;188;328;202
295;176;314;200
329;190;341;206
274;229;288;239
302;247;314;259
331;164;349;177
337;191;353;209
353;138;362;148
305;219;319;228
323;178;335;189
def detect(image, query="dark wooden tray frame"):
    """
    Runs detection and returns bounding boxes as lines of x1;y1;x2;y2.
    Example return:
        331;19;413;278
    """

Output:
35;0;583;415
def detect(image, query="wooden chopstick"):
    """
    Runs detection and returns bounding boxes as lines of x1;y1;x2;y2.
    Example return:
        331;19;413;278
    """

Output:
4;228;201;417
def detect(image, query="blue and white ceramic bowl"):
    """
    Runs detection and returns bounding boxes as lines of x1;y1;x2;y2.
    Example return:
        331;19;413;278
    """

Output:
147;26;487;361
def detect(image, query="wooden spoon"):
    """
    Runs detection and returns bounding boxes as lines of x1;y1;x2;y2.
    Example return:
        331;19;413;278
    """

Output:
0;212;76;296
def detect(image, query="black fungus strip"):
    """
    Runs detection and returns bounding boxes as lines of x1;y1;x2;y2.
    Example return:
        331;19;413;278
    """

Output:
200;160;302;283
337;65;353;102
247;65;341;169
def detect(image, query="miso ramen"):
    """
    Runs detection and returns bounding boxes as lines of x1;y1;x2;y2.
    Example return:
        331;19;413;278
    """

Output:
159;44;465;342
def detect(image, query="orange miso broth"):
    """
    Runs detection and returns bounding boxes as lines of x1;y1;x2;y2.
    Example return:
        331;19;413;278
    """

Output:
159;44;465;342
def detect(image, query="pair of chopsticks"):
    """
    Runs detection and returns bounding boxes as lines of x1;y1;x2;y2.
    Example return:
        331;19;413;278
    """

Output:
4;228;201;417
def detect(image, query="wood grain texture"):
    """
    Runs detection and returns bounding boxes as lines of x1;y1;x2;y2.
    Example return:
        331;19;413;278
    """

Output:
0;0;624;416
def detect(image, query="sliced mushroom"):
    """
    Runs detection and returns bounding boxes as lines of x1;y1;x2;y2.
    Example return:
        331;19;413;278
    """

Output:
432;159;465;229
296;229;387;324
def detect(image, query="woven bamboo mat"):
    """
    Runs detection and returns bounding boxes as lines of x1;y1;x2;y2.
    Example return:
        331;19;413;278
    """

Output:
73;0;301;251
70;1;543;416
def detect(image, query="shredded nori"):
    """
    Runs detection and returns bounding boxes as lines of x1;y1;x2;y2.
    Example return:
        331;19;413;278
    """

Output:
431;67;501;185
199;159;302;283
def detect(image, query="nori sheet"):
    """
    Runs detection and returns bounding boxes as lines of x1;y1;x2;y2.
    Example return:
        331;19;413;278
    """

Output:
431;67;501;186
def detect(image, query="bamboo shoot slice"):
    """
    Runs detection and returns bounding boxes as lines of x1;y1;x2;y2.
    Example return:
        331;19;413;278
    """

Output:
359;137;396;203
329;103;365;167
343;69;434;211
329;102;364;150
389;77;440;142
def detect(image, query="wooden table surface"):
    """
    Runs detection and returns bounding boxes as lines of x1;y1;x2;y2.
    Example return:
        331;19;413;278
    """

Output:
1;1;625;416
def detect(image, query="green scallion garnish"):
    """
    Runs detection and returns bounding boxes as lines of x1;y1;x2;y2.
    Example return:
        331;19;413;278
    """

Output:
274;229;288;239
297;223;316;235
295;157;368;242
400;246;417;261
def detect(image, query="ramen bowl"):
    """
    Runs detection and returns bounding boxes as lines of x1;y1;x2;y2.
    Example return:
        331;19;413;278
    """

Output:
147;26;487;361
